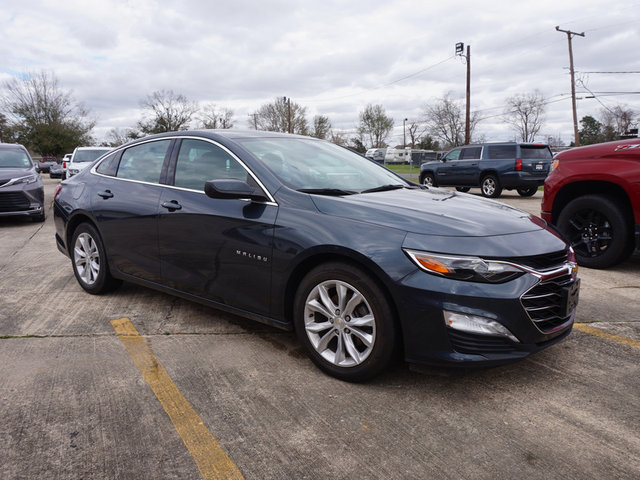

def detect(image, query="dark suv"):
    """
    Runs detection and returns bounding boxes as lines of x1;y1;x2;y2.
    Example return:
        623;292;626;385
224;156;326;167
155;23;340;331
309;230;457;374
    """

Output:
419;142;553;198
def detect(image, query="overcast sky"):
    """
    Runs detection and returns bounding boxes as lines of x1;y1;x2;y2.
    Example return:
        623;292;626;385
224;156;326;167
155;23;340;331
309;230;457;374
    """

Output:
2;0;639;146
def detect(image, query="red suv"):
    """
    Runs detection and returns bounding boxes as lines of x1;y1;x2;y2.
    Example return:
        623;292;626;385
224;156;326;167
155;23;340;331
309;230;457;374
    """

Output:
541;138;640;268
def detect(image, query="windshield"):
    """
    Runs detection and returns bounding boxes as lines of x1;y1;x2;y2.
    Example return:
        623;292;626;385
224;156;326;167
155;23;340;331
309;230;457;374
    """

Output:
238;138;408;192
0;149;32;168
73;149;111;163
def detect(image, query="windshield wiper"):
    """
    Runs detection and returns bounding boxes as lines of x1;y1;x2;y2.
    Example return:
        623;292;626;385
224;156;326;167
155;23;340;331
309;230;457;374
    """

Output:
297;188;357;196
360;184;408;194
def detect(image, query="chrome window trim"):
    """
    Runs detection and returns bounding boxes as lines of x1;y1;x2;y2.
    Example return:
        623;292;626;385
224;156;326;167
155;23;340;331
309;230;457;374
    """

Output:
89;135;278;206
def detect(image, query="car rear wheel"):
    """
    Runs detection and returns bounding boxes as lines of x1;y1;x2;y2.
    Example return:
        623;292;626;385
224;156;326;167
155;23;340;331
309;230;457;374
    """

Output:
481;175;502;198
517;186;538;197
71;223;121;294
421;173;436;187
294;262;397;382
557;194;633;269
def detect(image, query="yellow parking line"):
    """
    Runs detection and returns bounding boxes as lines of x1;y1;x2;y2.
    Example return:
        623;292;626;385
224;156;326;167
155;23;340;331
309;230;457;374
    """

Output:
574;323;640;349
111;318;244;480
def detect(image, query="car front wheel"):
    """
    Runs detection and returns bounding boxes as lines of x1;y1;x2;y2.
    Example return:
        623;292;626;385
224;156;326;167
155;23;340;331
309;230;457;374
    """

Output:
294;262;397;382
71;223;121;294
557;195;632;268
421;173;436;187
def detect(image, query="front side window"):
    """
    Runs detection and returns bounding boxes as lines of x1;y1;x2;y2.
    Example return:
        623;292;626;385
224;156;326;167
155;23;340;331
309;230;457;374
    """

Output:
174;139;248;191
116;140;171;183
443;149;462;161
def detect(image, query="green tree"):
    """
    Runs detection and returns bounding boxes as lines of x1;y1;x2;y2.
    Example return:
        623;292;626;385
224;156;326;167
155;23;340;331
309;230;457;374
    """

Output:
579;116;604;145
358;104;394;148
137;90;197;134
416;135;440;151
251;97;309;134
1;71;95;156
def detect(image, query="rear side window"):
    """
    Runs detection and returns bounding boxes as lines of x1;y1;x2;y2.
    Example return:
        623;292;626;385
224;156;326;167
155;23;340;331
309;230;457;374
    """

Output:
116;140;171;183
174;139;248;191
95;152;121;176
460;147;481;159
520;145;552;159
486;145;516;159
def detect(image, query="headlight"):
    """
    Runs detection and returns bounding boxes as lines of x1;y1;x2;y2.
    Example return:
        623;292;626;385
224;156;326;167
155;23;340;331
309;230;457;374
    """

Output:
403;249;524;283
3;174;39;187
552;158;560;171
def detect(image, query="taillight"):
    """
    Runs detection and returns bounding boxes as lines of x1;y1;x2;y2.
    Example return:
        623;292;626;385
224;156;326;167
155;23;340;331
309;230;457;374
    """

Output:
54;184;63;200
63;161;66;168
515;158;522;171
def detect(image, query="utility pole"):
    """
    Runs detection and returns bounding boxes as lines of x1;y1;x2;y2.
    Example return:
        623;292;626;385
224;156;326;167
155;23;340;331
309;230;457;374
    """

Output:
403;118;408;147
456;43;471;145
556;26;585;146
283;97;292;133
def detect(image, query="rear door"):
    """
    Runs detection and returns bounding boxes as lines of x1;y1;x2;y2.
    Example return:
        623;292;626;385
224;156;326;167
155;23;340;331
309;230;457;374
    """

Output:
91;139;173;283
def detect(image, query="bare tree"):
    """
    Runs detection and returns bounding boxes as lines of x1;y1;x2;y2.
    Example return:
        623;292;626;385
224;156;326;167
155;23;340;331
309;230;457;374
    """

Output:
600;105;636;137
358;104;394;148
199;104;234;129
1;70;95;155
503;90;546;142
311;115;332;139
137;89;198;134
251;97;308;134
104;127;140;147
424;93;479;148
406;120;425;148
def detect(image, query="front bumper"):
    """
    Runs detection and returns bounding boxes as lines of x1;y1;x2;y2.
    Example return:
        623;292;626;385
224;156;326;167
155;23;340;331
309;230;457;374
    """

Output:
0;185;45;218
395;262;579;367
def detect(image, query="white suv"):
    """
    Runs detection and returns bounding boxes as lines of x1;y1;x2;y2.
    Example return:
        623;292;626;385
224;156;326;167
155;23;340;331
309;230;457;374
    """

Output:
66;147;111;179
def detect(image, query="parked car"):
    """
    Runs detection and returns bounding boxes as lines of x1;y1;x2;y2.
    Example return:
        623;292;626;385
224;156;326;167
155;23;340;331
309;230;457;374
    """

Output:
35;156;58;173
419;142;553;198
0;143;45;222
65;147;111;178
54;130;579;381
542;138;640;268
49;162;64;179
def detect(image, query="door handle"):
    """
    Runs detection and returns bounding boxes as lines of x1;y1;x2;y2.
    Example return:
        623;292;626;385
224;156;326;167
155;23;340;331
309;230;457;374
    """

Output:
97;190;114;199
161;200;182;211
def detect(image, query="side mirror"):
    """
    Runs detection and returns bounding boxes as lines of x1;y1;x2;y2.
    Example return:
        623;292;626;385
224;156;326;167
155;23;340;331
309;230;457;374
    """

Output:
204;179;268;202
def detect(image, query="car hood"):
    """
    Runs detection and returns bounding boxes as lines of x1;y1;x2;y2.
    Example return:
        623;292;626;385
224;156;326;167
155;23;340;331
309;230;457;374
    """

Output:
311;187;543;237
0;167;36;181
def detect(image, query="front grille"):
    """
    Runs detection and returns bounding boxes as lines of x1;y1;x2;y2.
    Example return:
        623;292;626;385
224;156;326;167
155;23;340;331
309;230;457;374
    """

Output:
448;330;516;355
0;192;30;212
521;274;575;332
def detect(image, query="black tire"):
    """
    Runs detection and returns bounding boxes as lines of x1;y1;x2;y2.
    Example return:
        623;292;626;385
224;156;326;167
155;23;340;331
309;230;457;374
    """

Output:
294;262;397;382
456;187;470;193
70;223;122;294
556;194;633;269
481;174;502;198
516;186;538;197
421;172;437;187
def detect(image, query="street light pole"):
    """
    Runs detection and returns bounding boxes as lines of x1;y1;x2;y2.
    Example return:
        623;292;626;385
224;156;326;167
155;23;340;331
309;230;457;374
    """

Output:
455;42;471;145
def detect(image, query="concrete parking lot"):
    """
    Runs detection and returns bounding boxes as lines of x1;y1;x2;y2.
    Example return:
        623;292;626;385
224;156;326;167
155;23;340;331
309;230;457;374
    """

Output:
1;176;639;479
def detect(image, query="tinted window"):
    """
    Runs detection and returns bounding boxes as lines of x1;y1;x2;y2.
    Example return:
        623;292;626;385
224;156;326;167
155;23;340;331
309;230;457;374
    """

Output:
460;147;481;159
486;145;516;159
520;145;552;159
116;140;171;183
95;152;121;176
174;139;248;191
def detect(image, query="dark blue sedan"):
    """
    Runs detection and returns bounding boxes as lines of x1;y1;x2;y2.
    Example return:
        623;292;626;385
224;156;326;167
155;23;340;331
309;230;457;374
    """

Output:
53;130;580;381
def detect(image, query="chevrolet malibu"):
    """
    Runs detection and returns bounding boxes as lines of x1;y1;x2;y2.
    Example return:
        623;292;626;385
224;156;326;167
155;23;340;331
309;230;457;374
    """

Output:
53;130;580;381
